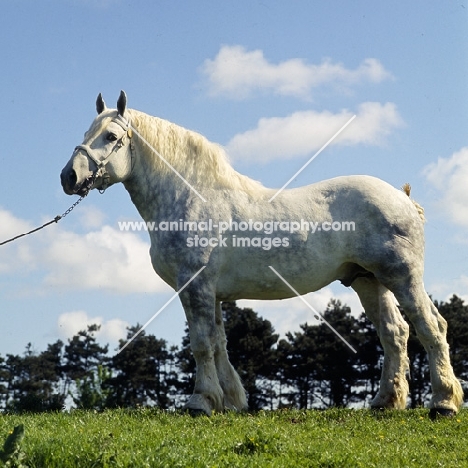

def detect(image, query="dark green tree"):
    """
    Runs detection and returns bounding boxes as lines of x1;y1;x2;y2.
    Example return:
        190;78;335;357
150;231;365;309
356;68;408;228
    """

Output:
174;325;195;401
306;300;360;407
276;323;320;409
105;325;178;409
62;324;109;409
434;295;468;401
0;356;11;410
4;341;65;412
221;302;279;410
277;300;360;408
74;364;112;410
406;317;430;408
354;312;383;405
437;295;468;383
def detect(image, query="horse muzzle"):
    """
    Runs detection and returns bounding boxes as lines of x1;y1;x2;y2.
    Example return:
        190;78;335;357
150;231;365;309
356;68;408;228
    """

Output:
60;165;96;196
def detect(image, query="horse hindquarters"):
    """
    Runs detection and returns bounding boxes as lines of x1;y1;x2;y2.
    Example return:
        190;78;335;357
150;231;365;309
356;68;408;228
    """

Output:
352;277;410;409
365;235;463;413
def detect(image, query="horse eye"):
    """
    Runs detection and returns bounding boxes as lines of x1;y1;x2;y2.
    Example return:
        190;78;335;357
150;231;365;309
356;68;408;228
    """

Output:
106;133;117;142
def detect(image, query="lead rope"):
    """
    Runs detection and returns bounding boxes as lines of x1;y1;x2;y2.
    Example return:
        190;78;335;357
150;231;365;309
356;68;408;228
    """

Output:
0;195;87;246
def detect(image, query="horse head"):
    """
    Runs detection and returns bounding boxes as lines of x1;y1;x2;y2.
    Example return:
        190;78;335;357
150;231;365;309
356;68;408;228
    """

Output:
60;90;134;196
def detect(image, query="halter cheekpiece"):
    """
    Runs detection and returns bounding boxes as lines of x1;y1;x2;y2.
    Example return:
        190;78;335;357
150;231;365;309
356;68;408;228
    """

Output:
73;114;134;193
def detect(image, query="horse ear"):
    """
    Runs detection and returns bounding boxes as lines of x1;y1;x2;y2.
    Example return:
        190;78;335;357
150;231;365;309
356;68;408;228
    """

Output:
117;90;127;116
96;93;106;114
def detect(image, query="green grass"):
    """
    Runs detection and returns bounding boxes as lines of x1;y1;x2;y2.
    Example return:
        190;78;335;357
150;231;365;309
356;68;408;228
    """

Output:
0;408;466;467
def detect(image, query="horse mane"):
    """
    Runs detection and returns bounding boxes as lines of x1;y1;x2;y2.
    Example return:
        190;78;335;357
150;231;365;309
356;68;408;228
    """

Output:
128;109;265;197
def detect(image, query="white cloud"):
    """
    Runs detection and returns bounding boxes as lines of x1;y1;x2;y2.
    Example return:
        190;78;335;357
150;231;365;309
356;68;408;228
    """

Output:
423;147;468;227
0;208;170;295
57;310;129;343
77;205;107;230
201;45;393;99
0;208;32;240
226;102;404;162
41;225;168;294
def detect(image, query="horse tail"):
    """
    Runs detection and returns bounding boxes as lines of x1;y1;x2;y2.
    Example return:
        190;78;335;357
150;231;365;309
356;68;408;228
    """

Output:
402;183;425;223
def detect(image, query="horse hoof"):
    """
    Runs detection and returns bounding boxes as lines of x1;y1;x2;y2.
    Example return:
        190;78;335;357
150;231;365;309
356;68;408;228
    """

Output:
429;408;456;420
369;407;390;418
183;394;213;417
187;408;210;418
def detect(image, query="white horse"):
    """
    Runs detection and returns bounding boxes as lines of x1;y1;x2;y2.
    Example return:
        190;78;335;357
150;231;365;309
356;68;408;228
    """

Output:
61;91;463;417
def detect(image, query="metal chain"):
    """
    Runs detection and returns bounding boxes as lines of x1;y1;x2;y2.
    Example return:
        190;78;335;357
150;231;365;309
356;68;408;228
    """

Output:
0;195;87;247
58;195;86;220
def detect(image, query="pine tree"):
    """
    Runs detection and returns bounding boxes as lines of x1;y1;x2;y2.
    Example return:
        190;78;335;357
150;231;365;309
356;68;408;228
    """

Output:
221;302;279;410
174;325;195;401
436;295;468;400
308;300;360;407
277;300;360;408
0;356;9;411
4;341;65;412
354;312;383;405
62;324;109;409
276;324;320;409
406;317;430;408
105;325;178;409
437;295;468;381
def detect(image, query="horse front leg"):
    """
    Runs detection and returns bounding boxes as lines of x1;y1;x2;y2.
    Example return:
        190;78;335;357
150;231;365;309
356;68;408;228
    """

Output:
179;285;224;416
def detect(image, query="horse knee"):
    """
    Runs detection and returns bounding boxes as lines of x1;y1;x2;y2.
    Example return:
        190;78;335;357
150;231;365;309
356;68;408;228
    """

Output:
191;341;214;362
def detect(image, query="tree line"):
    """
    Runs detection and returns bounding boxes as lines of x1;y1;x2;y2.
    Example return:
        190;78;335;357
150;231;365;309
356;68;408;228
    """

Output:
0;295;466;413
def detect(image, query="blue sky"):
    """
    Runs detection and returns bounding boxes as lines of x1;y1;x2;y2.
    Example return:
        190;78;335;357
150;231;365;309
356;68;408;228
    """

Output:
0;0;467;356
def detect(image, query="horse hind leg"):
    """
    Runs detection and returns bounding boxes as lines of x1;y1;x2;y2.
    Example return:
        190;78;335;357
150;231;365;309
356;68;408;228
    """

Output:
352;276;410;409
388;278;463;416
213;302;248;411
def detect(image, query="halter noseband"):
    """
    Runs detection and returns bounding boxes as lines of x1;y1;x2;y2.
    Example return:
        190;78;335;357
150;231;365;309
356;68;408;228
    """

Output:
74;114;134;193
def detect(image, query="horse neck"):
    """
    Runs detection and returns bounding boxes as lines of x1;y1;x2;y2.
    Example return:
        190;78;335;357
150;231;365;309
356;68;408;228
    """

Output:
123;110;267;220
123;151;182;222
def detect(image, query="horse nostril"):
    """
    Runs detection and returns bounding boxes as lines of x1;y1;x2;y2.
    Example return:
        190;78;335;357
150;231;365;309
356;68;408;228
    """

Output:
61;169;77;189
68;169;77;188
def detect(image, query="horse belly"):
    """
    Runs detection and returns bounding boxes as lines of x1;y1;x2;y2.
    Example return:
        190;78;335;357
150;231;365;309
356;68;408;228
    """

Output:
215;244;340;301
